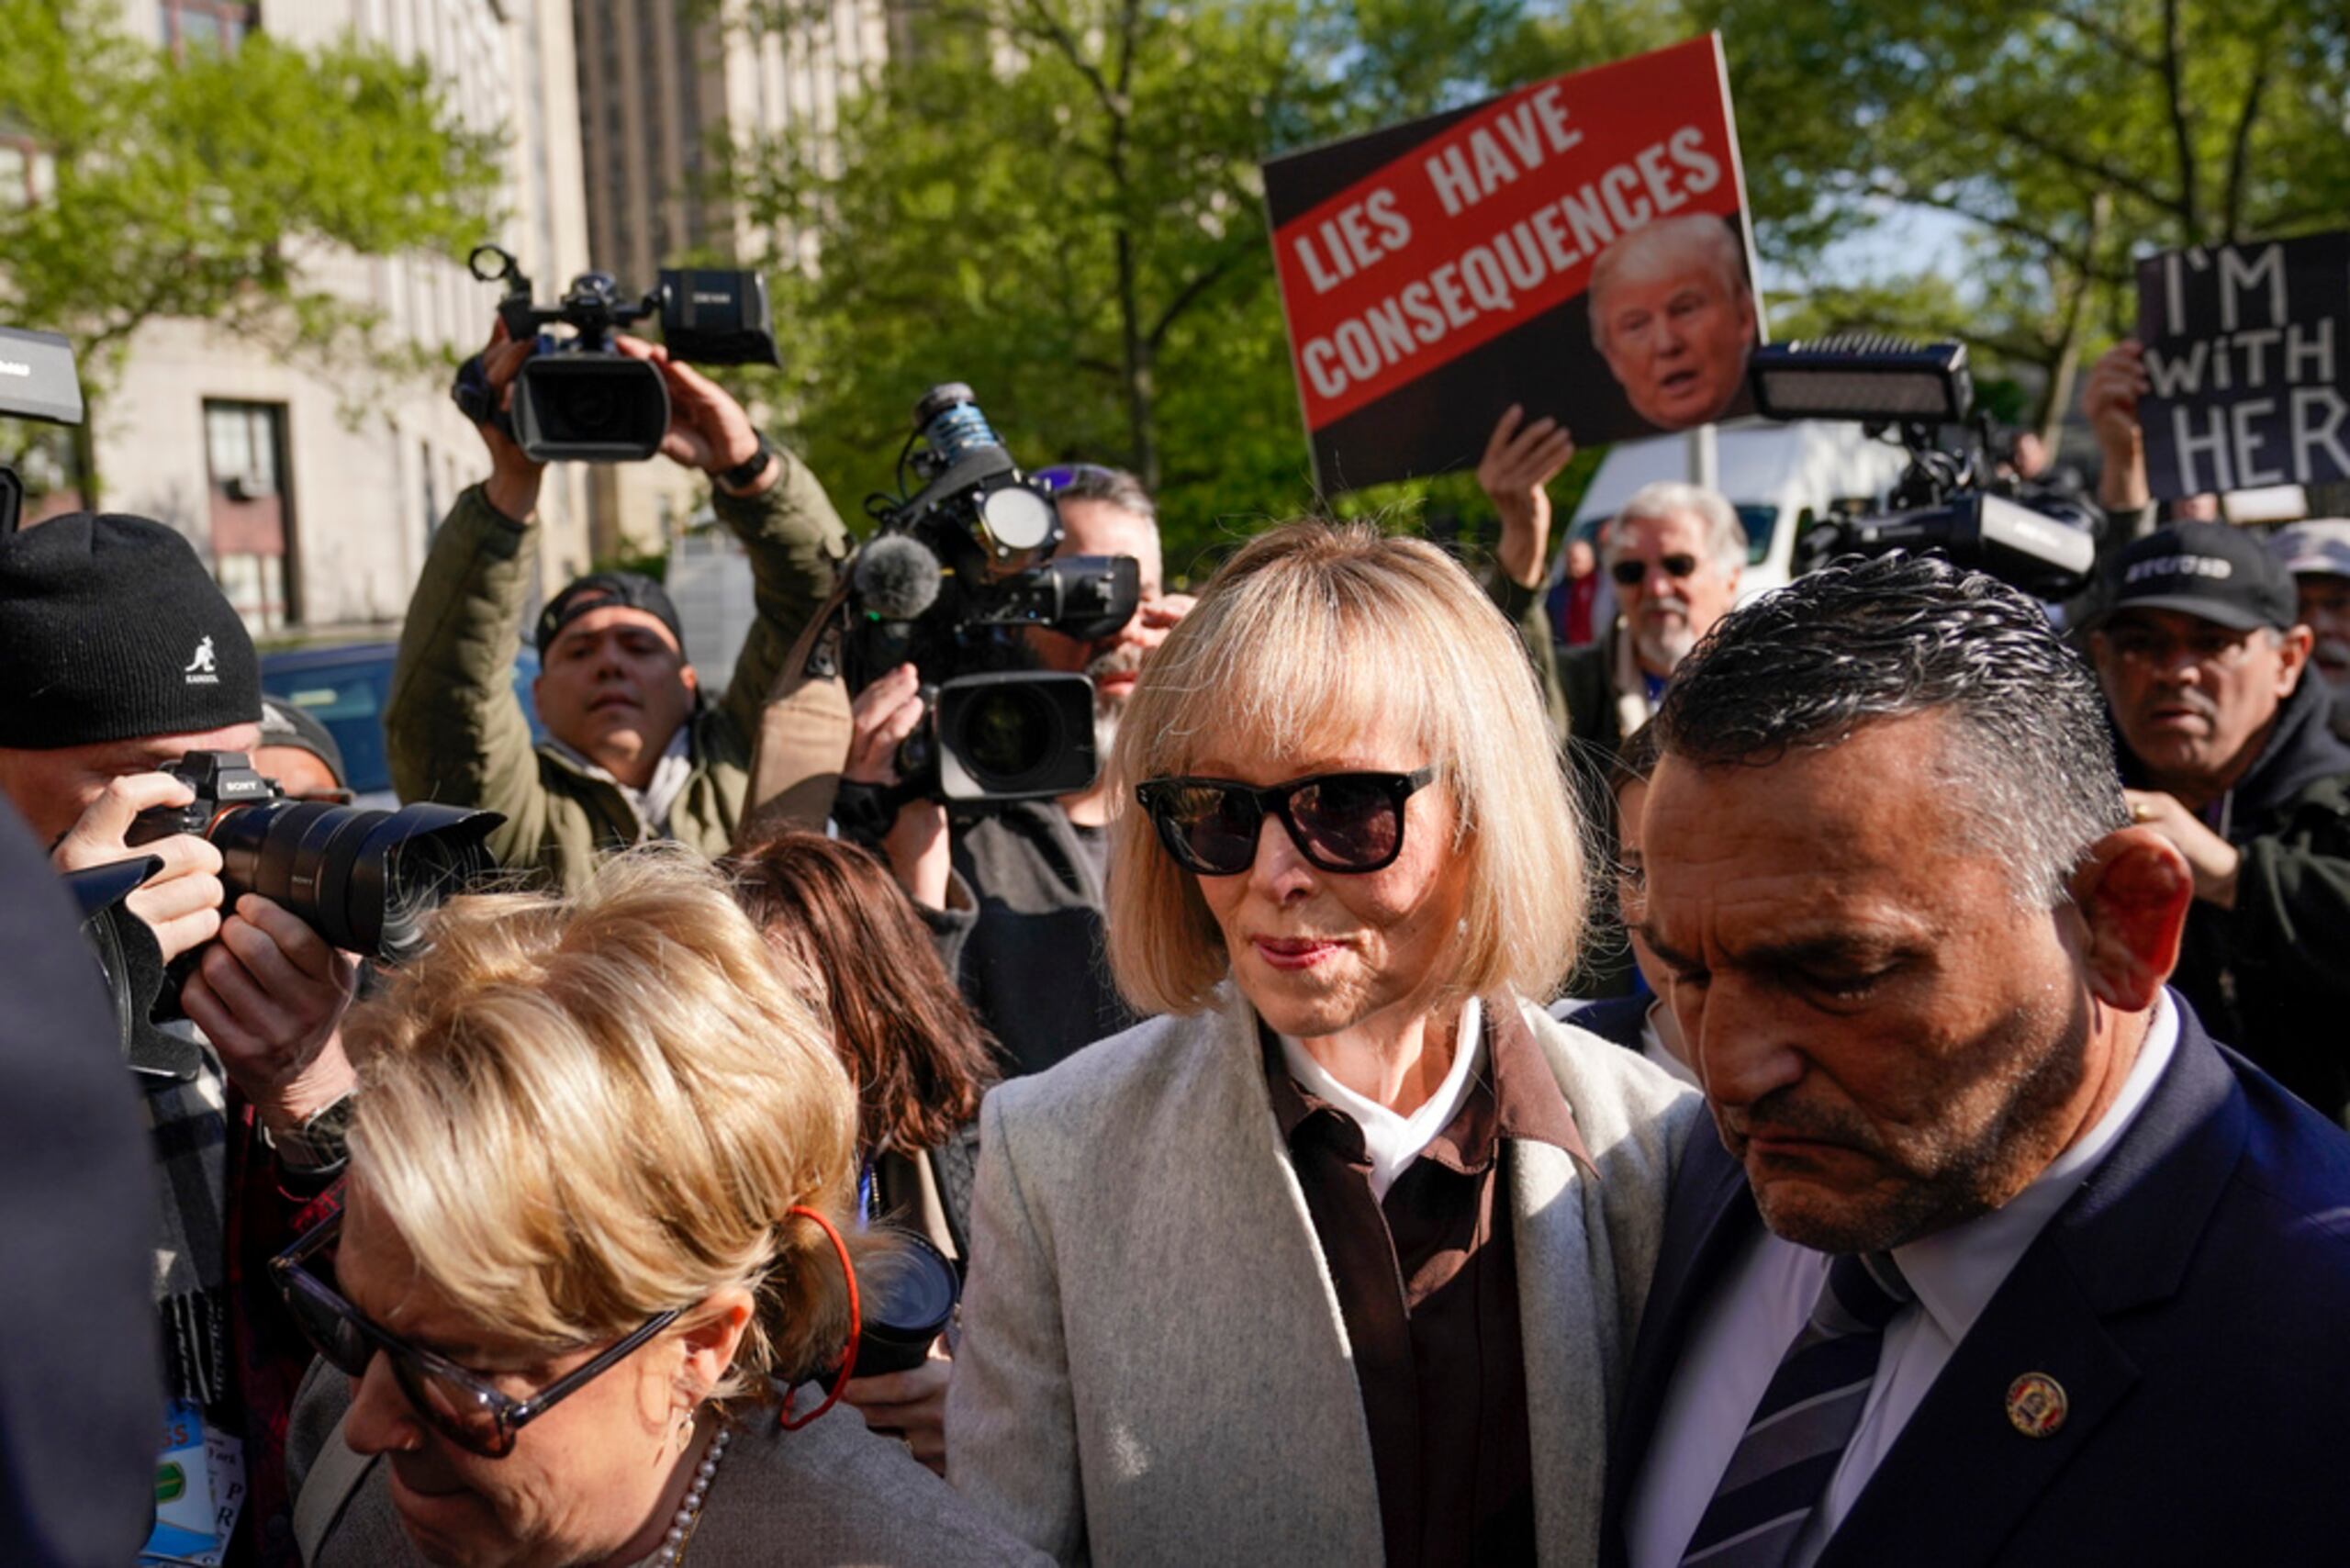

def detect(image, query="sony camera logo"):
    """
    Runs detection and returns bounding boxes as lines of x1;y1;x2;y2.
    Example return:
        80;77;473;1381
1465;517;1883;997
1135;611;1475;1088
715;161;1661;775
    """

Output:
2125;554;2233;583
0;360;31;377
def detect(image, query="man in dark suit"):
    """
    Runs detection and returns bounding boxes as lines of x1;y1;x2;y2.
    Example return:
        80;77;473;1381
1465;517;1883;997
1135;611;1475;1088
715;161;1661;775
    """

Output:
1606;554;2350;1568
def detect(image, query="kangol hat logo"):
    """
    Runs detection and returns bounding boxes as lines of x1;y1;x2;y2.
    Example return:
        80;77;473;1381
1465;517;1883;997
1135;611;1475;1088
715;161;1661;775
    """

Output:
185;634;220;686
2125;554;2233;583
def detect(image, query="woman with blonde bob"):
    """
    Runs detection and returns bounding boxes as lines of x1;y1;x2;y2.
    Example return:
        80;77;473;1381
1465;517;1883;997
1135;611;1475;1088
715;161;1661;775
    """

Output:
277;850;1044;1568
947;521;1700;1567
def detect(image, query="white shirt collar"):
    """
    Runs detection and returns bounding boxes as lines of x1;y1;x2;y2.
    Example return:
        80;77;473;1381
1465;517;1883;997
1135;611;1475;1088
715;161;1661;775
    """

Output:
1893;991;2179;1345
1281;995;1485;1203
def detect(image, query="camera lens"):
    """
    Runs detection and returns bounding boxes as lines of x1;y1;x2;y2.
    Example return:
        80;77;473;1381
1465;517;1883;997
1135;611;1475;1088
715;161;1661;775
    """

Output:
960;685;1058;781
207;801;499;963
844;1235;960;1379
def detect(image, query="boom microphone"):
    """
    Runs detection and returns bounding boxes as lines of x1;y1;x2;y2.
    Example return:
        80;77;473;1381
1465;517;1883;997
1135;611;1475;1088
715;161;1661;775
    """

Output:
851;533;943;622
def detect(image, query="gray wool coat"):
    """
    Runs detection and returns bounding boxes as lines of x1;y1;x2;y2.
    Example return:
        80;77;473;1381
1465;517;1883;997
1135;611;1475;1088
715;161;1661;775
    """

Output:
945;987;1701;1568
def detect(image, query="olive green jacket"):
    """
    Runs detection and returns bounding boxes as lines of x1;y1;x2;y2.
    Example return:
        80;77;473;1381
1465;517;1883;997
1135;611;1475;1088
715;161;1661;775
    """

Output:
386;454;852;891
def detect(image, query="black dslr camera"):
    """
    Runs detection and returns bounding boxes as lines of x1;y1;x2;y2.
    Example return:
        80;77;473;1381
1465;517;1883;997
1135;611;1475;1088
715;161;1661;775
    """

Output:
451;243;779;463
827;385;1138;804
126;751;502;967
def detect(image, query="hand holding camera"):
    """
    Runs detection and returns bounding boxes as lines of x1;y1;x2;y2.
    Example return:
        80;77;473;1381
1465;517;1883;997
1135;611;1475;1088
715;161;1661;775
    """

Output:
50;772;228;965
181;894;358;1131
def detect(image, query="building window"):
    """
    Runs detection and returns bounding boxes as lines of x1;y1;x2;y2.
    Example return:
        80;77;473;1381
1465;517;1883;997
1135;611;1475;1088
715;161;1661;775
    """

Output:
159;0;258;57
204;400;297;631
0;136;55;209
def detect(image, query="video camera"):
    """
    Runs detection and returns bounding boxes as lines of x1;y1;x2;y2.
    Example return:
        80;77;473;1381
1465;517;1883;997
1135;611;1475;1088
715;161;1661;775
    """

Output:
832;384;1139;803
0;324;84;536
1748;335;2097;599
452;243;779;463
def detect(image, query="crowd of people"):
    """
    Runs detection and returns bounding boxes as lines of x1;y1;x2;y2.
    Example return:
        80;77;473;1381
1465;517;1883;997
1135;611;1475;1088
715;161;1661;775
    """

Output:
4;297;2349;1568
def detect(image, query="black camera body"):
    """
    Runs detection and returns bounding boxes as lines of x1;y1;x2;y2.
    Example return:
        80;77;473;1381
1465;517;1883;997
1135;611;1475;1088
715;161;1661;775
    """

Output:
452;244;778;464
836;385;1140;803
126;750;502;966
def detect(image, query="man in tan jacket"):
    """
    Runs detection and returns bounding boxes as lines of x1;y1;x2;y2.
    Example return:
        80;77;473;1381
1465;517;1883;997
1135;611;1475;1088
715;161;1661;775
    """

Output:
386;324;852;891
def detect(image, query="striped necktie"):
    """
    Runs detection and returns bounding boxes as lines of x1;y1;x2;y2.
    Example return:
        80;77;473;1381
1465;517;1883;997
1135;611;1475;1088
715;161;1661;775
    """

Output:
1678;1251;1914;1568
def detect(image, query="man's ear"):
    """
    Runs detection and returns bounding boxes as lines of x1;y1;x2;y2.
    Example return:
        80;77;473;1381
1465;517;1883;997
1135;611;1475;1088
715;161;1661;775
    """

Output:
680;661;699;698
2065;826;2193;1011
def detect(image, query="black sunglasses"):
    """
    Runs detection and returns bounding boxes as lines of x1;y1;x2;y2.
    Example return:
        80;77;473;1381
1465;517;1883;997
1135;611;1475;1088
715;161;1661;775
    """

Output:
1135;767;1438;877
270;1212;680;1460
1610;553;1700;587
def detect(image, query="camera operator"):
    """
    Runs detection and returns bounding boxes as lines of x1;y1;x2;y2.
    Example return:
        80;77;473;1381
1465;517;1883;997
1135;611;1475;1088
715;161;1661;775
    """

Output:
845;465;1192;1079
0;512;361;1564
386;321;853;890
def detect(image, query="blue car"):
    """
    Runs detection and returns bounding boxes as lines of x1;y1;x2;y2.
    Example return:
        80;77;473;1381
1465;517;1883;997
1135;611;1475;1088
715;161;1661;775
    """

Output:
260;642;543;807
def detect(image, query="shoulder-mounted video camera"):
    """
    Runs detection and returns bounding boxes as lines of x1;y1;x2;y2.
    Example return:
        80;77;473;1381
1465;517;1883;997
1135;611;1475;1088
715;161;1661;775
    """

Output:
1749;335;2097;599
451;243;779;463
825;384;1139;806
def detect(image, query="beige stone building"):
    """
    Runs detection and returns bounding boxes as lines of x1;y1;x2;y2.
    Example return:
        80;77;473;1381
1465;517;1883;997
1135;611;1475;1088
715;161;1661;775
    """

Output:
96;0;597;634
90;0;896;634
567;0;896;563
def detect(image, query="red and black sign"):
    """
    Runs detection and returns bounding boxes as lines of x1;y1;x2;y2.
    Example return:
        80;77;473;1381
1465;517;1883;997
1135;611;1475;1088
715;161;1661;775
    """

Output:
1262;35;1762;495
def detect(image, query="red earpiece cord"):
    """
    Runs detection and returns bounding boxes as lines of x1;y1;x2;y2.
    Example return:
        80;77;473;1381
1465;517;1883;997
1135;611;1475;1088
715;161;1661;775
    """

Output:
778;1204;859;1430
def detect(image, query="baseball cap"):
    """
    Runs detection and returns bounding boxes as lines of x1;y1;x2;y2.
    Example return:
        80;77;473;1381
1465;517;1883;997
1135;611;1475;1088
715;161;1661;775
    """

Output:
2269;519;2350;581
2098;522;2299;633
533;571;686;659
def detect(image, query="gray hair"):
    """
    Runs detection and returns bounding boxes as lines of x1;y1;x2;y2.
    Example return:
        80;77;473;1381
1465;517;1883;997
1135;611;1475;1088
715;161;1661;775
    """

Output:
1611;481;1748;574
1588;215;1751;350
1652;554;2130;906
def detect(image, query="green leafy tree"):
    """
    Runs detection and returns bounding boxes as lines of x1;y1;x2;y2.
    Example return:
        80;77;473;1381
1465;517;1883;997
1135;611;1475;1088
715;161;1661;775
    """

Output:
0;0;501;504
733;0;1595;574
1690;0;2350;439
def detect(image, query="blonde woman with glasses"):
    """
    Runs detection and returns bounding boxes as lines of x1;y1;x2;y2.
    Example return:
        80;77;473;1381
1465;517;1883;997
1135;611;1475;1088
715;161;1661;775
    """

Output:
277;850;1043;1567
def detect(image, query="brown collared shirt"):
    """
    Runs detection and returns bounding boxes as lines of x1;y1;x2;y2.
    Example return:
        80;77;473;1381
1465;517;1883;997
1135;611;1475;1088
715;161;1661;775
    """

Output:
1263;1004;1589;1568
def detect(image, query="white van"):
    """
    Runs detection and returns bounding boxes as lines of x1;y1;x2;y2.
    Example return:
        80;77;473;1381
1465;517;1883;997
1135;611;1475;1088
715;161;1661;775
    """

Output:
1567;420;1911;600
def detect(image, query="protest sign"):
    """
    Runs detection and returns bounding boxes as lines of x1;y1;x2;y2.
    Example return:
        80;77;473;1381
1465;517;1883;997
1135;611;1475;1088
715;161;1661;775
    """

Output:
1260;34;1761;496
2136;231;2350;500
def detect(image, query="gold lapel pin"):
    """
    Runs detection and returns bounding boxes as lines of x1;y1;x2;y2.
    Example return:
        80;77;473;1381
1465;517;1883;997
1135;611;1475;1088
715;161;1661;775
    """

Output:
2005;1372;2068;1438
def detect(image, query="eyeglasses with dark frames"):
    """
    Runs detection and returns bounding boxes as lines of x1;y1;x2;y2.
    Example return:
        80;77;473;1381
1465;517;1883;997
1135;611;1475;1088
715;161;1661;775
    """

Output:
270;1212;681;1460
1134;767;1438;877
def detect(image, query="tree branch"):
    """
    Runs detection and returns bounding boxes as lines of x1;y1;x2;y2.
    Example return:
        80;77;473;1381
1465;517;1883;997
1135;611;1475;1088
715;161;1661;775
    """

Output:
2221;6;2283;241
1146;241;1255;353
1983;117;2181;222
2161;0;2200;238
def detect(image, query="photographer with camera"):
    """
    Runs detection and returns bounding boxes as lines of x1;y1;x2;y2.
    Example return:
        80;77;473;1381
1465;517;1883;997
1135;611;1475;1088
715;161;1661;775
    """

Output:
845;463;1192;1080
387;318;853;890
0;512;362;1564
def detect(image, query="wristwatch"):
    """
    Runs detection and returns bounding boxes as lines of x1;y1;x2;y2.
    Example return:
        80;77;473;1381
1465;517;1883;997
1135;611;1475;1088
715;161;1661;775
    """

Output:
263;1093;354;1177
715;432;777;494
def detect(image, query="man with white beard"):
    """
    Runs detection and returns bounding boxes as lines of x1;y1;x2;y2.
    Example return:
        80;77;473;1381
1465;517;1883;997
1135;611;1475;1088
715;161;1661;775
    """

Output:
1558;481;1746;780
845;465;1193;1078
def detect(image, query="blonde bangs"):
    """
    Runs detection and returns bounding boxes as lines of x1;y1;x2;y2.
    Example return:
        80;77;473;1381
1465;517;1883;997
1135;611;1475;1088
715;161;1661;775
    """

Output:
1108;521;1589;1018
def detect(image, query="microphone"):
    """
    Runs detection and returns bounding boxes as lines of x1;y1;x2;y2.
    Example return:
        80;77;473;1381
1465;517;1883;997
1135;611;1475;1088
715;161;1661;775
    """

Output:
851;533;942;622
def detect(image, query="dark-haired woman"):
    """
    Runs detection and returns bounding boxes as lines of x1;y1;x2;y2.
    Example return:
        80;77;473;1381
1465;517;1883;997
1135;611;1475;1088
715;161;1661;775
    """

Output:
727;828;1001;1472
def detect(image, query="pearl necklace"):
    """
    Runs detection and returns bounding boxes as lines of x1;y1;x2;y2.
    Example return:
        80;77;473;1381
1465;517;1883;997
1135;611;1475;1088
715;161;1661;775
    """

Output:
650;1424;732;1567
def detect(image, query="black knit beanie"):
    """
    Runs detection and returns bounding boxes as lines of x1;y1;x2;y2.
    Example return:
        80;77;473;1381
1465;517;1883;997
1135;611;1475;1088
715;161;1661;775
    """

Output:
0;513;262;750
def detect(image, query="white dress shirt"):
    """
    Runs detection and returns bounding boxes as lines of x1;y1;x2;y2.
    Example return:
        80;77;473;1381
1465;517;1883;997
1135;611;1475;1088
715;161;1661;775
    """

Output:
1280;996;1483;1202
1628;993;2180;1568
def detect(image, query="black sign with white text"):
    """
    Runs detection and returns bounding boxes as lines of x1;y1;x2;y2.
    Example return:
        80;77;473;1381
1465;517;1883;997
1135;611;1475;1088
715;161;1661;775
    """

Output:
2136;231;2350;500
